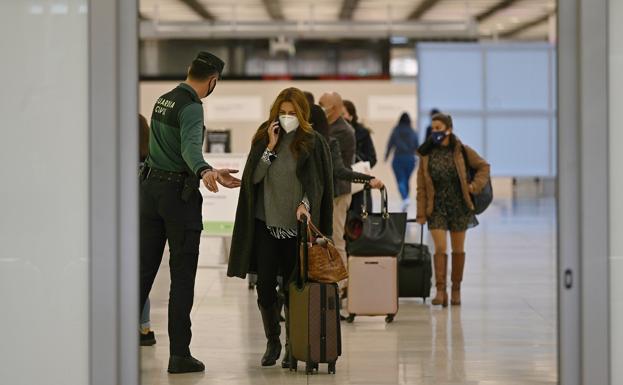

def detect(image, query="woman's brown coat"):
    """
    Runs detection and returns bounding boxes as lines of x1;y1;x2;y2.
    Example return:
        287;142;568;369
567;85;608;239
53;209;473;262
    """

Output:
416;136;490;222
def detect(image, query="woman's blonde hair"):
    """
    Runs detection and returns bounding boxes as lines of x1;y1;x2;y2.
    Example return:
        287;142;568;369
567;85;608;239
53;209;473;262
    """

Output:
252;87;314;159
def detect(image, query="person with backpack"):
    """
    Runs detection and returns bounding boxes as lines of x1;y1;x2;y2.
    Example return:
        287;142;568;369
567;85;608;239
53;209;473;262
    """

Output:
416;113;490;307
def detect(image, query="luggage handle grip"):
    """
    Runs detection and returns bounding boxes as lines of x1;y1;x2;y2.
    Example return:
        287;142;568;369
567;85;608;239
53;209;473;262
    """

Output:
296;217;310;289
406;219;426;246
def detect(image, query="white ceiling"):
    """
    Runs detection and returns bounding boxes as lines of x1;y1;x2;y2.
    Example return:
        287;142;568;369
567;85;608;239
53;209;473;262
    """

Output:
140;0;557;40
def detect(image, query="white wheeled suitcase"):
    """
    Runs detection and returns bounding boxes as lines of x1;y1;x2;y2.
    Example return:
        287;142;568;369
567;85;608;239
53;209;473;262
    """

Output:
346;256;398;323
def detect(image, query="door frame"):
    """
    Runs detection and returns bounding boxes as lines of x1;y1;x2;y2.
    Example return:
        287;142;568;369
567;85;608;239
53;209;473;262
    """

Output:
558;0;610;384
89;0;139;384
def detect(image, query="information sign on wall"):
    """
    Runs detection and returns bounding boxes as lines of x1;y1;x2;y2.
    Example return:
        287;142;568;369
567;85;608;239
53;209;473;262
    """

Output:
367;95;417;121
199;153;247;235
205;96;262;122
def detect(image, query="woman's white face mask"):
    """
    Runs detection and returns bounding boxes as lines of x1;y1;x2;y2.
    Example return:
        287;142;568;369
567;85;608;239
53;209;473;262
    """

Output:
279;115;299;132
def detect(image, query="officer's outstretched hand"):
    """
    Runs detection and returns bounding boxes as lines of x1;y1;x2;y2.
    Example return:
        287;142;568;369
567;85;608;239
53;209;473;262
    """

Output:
216;169;241;189
202;170;220;192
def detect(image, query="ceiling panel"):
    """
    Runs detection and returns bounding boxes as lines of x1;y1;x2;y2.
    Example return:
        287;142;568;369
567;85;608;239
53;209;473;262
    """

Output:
421;0;499;22
282;1;341;21
139;0;556;40
141;0;203;21
203;1;271;22
354;0;422;21
479;0;555;37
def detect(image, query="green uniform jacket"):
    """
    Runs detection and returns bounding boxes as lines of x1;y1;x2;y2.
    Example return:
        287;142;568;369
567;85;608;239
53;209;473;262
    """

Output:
147;83;211;177
227;129;334;279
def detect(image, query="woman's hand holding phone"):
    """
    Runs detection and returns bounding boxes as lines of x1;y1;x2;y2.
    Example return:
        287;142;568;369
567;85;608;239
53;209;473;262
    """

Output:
267;121;280;151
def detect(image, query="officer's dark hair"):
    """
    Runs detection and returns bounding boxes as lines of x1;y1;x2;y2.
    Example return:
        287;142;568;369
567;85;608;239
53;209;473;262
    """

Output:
188;59;219;81
431;112;453;129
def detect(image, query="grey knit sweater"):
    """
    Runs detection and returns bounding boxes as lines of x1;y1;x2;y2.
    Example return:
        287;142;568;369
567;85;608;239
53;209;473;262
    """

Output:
253;130;307;234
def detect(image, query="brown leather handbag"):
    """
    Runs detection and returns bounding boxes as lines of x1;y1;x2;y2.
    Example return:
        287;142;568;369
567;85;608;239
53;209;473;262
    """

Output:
300;219;349;284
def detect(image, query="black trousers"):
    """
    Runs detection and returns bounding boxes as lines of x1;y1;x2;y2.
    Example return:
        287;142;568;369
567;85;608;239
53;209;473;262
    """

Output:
254;220;298;309
140;177;203;357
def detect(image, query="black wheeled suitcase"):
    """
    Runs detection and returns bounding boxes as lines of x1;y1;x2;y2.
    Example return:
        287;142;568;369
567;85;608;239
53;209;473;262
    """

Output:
288;218;342;375
398;219;432;301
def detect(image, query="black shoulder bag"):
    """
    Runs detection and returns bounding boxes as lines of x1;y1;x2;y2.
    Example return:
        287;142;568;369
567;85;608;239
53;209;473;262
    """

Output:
461;146;493;215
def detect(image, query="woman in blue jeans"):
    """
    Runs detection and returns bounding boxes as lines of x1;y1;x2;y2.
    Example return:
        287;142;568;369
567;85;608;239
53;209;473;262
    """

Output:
385;112;419;211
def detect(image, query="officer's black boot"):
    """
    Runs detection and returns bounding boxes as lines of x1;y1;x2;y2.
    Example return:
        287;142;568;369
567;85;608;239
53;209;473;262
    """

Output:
167;355;205;374
281;305;291;369
258;301;282;367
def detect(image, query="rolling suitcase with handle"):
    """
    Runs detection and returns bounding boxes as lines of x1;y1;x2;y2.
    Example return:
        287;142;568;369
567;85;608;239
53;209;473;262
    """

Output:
346;255;399;324
288;218;341;375
398;220;432;300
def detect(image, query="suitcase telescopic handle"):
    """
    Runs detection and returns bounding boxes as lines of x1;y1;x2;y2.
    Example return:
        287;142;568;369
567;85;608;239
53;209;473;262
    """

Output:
296;217;310;288
406;218;426;246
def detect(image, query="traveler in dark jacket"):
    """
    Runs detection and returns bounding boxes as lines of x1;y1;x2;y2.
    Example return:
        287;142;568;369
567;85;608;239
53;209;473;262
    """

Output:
343;100;377;168
310;104;384;191
318;92;356;284
343;100;378;213
386;112;420;211
416;113;490;307
227;88;333;369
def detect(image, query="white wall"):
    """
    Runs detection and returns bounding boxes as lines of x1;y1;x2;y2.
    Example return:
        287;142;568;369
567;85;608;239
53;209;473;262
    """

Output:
610;0;623;381
0;2;89;384
141;79;418;203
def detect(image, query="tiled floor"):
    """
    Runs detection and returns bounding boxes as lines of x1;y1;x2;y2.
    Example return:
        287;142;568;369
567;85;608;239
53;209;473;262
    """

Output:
141;197;558;385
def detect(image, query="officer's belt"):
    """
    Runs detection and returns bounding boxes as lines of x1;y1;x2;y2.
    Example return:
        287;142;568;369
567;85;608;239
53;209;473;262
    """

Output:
146;167;188;183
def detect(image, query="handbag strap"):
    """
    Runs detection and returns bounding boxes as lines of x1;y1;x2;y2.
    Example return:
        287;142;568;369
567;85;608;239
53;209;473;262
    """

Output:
361;185;389;218
460;145;473;183
308;221;330;243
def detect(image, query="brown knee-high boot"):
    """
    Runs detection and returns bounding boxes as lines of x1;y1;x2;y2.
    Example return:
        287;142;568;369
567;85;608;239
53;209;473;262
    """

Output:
431;253;448;307
451;252;466;306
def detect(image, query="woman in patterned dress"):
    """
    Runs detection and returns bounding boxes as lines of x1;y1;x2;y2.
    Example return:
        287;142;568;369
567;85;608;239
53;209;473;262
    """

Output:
416;113;490;307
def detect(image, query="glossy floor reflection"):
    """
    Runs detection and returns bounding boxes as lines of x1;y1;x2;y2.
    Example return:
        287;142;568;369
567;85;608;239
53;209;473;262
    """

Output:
141;198;557;385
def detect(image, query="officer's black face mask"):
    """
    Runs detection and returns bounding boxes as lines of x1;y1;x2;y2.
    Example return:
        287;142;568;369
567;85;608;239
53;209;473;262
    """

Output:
205;77;217;98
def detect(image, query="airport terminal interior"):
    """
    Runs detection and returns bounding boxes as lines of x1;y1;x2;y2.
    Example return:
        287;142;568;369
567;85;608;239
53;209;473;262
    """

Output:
138;2;558;383
2;0;622;384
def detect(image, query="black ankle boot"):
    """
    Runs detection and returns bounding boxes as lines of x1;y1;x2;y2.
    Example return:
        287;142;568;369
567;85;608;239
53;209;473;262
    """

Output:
167;355;205;374
258;301;282;367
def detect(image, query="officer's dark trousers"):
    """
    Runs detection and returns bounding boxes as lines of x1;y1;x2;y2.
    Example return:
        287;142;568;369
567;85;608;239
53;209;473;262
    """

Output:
254;220;297;309
140;177;203;357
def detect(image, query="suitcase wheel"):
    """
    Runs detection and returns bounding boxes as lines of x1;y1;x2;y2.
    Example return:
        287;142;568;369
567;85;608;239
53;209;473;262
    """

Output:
385;314;395;323
346;314;356;323
305;362;316;375
289;357;297;372
328;362;336;374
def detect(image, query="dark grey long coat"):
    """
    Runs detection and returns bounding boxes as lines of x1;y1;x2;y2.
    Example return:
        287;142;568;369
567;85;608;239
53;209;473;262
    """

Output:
226;129;334;279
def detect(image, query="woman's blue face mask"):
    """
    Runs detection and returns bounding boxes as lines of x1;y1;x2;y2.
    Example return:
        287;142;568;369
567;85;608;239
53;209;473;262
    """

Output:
431;131;448;144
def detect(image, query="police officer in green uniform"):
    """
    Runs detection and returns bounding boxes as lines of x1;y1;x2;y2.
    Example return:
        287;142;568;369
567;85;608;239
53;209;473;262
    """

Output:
140;51;241;374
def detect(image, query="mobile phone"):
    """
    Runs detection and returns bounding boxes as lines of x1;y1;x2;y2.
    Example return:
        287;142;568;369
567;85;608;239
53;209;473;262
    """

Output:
273;120;280;135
